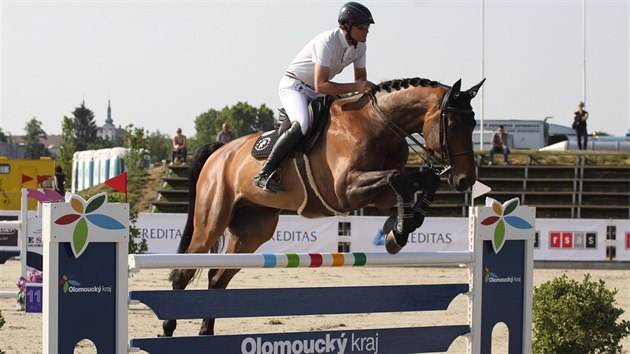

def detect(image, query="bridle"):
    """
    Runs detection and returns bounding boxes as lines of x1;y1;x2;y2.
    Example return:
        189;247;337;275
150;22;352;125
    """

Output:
367;86;475;176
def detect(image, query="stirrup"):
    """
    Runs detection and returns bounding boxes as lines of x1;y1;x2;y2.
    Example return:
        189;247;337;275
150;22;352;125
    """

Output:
253;170;285;193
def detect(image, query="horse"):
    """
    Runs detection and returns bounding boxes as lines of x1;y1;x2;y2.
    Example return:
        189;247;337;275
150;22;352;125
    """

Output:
164;77;485;337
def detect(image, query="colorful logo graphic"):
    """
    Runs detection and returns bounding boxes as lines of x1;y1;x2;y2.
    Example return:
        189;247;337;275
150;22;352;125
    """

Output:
480;197;533;253
59;275;80;293
54;193;126;258
483;267;498;283
372;229;385;246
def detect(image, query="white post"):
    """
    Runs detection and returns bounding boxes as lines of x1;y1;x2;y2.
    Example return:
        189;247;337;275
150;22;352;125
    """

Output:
19;188;28;280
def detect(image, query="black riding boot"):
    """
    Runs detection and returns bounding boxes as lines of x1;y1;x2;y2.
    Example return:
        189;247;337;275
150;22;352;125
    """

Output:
253;121;303;192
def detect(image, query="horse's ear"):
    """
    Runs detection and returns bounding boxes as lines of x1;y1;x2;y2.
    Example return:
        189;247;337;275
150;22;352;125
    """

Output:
452;79;462;93
467;78;486;99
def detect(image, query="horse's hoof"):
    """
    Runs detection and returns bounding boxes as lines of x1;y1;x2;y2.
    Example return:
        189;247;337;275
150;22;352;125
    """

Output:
383;215;397;235
385;231;403;255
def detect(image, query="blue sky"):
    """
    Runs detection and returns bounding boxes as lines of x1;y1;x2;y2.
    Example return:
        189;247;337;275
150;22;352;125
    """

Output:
1;0;628;139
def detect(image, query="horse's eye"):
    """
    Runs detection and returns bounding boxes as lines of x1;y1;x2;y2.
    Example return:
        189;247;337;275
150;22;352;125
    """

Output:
449;122;458;132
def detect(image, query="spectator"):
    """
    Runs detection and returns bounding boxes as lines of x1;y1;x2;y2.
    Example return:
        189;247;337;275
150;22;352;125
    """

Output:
53;165;66;196
573;101;589;150
171;128;188;166
216;123;236;143
488;125;510;165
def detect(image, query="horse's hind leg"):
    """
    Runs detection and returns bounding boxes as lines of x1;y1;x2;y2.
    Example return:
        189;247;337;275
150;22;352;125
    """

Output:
198;206;281;336
162;268;198;337
163;207;232;336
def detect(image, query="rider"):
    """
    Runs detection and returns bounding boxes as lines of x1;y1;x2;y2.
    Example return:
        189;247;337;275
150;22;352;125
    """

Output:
253;1;375;192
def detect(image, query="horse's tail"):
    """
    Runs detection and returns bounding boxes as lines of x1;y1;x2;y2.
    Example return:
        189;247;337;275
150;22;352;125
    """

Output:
177;141;225;254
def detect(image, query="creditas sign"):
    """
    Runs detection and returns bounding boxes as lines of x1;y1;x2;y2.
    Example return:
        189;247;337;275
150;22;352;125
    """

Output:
350;216;469;253
135;214;339;254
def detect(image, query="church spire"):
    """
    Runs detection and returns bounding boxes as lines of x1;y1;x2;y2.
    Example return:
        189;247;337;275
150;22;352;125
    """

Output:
106;99;113;125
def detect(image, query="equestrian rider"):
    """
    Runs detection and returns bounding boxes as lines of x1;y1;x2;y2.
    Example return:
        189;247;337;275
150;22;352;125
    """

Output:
253;1;375;192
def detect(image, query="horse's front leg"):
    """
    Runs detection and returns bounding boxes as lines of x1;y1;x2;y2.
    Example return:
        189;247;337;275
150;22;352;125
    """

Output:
381;170;441;254
341;170;416;254
384;172;417;254
404;169;441;227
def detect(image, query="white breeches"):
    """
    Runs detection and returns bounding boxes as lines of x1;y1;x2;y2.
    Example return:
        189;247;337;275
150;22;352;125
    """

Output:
278;75;324;136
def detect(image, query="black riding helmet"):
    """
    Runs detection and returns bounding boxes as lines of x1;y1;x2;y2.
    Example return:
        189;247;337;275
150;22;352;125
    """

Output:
338;2;374;48
338;2;374;25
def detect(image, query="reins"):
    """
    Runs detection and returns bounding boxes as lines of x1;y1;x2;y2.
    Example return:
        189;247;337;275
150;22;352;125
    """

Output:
367;90;471;176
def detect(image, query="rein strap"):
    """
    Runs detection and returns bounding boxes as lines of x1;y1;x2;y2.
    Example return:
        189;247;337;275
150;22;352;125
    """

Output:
368;92;453;175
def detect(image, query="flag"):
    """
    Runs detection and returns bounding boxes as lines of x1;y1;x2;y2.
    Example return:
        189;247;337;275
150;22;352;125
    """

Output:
104;172;127;194
37;175;49;184
22;174;33;184
27;188;64;203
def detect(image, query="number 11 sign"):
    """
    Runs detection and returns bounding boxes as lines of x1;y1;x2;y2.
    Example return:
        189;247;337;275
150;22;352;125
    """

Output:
25;283;43;313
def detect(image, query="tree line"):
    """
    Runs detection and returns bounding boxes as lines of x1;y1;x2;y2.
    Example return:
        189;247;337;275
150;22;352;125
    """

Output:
0;101;276;187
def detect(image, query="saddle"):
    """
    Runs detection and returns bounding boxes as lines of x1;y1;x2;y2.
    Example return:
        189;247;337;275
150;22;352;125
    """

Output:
251;95;347;217
251;96;334;159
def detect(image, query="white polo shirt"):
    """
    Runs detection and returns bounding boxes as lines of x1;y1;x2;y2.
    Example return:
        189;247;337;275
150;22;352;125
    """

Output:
286;28;367;88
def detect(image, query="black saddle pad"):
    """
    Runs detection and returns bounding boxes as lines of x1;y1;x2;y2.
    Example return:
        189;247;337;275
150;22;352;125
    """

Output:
251;130;278;159
251;96;334;160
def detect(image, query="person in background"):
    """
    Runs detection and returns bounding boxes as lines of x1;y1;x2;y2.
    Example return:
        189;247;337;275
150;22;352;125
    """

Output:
216;122;236;143
573;101;589;150
488;125;510;165
253;1;375;192
171;128;188;166
53;165;66;196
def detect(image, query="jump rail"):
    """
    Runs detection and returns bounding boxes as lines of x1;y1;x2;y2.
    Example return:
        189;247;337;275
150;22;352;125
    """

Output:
44;194;535;354
128;251;475;271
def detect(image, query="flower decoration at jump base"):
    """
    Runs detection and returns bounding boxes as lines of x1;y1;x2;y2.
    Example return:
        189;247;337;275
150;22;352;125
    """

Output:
480;197;533;253
53;192;126;258
16;276;27;309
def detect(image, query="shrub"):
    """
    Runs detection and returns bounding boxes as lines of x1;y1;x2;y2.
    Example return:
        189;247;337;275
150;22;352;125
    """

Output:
533;274;630;353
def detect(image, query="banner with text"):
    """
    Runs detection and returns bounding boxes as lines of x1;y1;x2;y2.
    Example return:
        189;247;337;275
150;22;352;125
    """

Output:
533;219;607;261
135;214;338;254
0;211;43;271
347;216;469;253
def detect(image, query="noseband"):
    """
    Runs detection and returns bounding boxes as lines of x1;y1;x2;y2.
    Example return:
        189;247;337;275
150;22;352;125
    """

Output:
368;88;475;175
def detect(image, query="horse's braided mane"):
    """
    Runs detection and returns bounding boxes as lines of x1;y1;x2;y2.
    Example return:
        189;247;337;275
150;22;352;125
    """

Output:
373;77;444;93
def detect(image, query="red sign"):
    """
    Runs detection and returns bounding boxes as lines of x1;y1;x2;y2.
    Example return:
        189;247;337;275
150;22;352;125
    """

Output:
550;231;577;249
550;232;562;248
561;232;573;248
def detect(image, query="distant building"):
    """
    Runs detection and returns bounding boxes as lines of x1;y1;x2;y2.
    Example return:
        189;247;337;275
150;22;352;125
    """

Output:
474;119;545;150
97;100;125;141
3;135;62;158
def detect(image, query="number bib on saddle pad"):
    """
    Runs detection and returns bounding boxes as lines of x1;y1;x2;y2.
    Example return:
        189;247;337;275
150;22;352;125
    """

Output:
251;130;279;159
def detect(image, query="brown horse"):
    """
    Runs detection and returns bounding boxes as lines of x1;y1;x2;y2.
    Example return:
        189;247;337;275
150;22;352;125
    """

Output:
165;77;484;337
